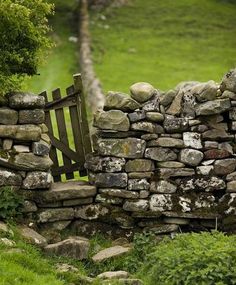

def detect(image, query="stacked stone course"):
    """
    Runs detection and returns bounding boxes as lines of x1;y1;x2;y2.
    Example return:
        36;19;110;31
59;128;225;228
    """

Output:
86;69;236;235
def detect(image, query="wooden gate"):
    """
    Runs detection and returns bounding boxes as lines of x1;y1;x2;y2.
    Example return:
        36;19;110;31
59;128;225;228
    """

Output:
41;74;92;182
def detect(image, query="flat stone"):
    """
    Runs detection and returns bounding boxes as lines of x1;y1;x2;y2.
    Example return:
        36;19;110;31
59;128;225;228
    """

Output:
96;138;146;158
63;198;93;207
163;217;190;225
125;159;154;172
159;90;176;106
98;271;129;280
146;112;164;122
204;149;231;159
196;166;214;175
141;134;159;141
150;180;177;193
0;108;18;124
9;93;45;109
0;125;41;141
163;211;219;219
196;99;230;116
150;194;173;211
3;139;13;150
38;208;74;223
99;188;139;199
128;172;153;179
85;154;126;172
95;194;123;205
29;181;96;203
157;161;185;168
220;69;236;92
139;190;149;198
204;141;219;149
128;179;150;190
159;168;195;178
23;171;53;189
131;122;164;134
183;132;202;149
147;137;184;148
123;200;149;212
94;110;130;131
96;130;143;139
44;238;89;260
32;140;50;156
145;147;177;161
214;159;236;175
95;173;127;188
105;91;141;112
163;117;188;133
18;225;47;247
19;109;45;124
229;107;236;120
0;168;22;186
202;129;232;141
227;181;236;192
74;204;110;220
145;224;179;234
226;171;236;181
191;80;218;102
130;82;155;103
92;245;131;262
128;110;146;123
179;149;203;166
13;145;30;153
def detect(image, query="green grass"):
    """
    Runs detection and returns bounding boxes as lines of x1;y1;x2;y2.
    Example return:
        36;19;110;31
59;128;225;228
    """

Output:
90;0;236;93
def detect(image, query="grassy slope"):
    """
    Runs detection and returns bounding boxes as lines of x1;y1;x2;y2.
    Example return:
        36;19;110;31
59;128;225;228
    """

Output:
26;0;79;96
90;0;236;93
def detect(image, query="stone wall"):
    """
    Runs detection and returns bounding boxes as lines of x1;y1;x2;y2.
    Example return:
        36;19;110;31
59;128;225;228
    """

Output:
85;69;236;235
0;93;53;215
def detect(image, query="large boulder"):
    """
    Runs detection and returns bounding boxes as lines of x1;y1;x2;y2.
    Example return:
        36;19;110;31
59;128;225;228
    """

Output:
130;82;155;103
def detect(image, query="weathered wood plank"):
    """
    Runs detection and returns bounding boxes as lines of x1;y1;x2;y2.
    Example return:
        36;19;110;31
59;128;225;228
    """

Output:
52;88;74;180
42;91;61;182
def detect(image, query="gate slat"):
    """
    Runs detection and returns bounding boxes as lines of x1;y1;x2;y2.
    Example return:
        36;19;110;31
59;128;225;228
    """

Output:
41;91;61;182
52;88;74;180
66;85;86;177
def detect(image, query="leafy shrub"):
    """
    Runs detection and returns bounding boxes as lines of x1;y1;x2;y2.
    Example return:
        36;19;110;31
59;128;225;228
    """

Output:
140;232;236;285
0;186;23;219
0;0;54;95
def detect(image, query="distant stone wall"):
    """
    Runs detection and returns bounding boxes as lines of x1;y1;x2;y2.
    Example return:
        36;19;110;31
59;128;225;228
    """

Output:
85;69;236;235
0;93;53;215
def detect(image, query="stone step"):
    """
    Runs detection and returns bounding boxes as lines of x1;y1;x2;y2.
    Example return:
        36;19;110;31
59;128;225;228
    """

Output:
26;181;97;204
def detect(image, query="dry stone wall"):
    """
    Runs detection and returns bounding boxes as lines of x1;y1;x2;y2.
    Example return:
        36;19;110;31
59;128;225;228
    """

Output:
86;69;236;235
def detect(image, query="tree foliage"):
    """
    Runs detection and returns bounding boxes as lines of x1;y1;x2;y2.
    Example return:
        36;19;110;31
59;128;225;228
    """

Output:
0;0;54;95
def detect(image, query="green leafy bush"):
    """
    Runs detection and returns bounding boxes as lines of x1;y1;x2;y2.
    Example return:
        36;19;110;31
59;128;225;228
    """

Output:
140;232;236;285
0;186;23;219
0;0;54;95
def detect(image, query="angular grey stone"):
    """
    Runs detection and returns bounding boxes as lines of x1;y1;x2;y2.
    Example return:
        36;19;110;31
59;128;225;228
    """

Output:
179;149;203;166
131;122;164;134
150;194;173;211
123;200;149;212
32;140;50;156
85;154;126;172
92;245;131;262
128;179;150;190
23;171;53;189
96;138;146;158
222;90;236;100
196;99;230;116
142;95;160;111
0;125;41;141
226;171;236;181
18;225;47;247
145;147;177;161
163;117;188;133
9;93;45;109
191;81;218;102
130;82;155;103
95;194;123;205
105;91;141;112
141;134;159;141
166;90;184;116
178;177;226;192
214;159;236;175
183;132;202;149
221;69;236;92
128;172;153;179
99;188;139;199
145;112;164;122
94;110;130;131
227;181;236;192
145;224;179;234
0;168;22;186
147;137;184;148
204;141;219;149
157;161;185;168
0;108;18;125
44;238;89;260
229;107;236;120
19;109;45;124
139;190;149;198
95;173;128;188
196;166;214;175
202;129;232;141
163;217;190;225
22;200;37;213
3;139;13;150
128;110;146;123
38;208;74;223
125;159;154;172
63;198;93;207
150;180;177;194
159;168;195;178
159;90;176;106
74;204;110;220
13;145;30;153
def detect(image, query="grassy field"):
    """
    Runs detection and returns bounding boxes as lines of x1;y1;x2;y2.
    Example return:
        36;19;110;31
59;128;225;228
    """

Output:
90;0;236;93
